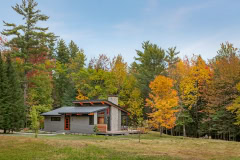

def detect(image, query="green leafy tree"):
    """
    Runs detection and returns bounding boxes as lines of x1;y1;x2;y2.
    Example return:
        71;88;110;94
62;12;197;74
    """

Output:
30;105;40;138
27;67;54;112
127;88;143;127
227;83;240;125
2;0;55;106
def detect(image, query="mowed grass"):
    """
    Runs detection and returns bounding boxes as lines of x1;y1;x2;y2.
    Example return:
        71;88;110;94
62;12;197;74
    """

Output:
0;132;240;160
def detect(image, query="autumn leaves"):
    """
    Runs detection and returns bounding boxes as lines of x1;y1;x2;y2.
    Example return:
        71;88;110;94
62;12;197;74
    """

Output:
146;75;178;130
146;55;213;135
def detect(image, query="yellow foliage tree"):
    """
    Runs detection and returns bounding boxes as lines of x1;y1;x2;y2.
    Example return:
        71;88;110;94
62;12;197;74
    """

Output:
146;75;179;135
227;82;240;125
180;56;212;109
179;56;213;137
76;90;89;100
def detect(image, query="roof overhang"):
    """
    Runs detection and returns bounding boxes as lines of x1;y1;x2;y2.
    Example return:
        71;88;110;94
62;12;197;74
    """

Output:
72;100;129;114
41;106;108;116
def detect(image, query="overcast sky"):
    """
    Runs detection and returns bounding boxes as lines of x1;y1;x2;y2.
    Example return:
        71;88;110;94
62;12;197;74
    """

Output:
1;0;240;64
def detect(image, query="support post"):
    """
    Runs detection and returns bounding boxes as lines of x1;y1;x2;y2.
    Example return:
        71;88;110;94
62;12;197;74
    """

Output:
94;112;97;125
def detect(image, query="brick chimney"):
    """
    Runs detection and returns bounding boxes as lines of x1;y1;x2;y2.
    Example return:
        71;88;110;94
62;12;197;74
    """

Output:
108;95;118;105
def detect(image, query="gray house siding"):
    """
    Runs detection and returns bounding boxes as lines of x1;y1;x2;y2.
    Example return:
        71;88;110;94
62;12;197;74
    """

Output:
44;116;64;132
70;116;94;134
44;115;95;133
118;110;121;130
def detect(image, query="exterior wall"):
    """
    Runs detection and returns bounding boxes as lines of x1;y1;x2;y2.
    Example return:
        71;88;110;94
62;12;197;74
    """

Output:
44;115;95;133
94;112;97;125
44;116;64;132
70;116;94;134
118;110;121;130
110;106;119;131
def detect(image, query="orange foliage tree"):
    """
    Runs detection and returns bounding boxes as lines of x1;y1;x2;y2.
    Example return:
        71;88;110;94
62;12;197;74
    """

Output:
146;75;179;135
179;55;213;137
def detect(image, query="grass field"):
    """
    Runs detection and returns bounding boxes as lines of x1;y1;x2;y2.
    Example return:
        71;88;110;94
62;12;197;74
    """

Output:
0;132;240;160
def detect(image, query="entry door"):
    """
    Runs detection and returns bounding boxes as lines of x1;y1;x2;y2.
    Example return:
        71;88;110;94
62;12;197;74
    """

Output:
64;116;70;130
98;117;104;124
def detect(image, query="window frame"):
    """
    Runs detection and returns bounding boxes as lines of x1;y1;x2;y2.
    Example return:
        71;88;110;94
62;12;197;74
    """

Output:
89;115;94;125
51;117;61;121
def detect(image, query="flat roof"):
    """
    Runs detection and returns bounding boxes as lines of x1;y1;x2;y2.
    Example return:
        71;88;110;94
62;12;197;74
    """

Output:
41;106;108;116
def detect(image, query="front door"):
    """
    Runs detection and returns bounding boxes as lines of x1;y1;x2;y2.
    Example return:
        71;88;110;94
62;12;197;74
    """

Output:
64;116;70;130
98;117;104;124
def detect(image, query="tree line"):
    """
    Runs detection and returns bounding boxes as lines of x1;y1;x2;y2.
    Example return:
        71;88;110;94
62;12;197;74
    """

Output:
0;0;240;141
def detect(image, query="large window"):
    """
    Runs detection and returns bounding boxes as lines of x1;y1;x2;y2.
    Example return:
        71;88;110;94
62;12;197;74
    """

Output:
89;115;94;125
51;117;61;121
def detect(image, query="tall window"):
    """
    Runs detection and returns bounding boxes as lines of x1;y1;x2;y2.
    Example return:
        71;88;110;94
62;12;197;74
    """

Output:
89;115;94;125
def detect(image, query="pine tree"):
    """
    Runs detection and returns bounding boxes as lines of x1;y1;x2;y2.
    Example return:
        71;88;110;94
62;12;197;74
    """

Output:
69;40;79;58
6;55;25;131
0;53;10;133
2;0;56;106
54;39;74;107
56;39;70;64
132;41;167;99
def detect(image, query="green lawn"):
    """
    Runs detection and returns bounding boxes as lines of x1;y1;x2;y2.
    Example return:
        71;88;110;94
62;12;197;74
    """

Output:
0;132;240;160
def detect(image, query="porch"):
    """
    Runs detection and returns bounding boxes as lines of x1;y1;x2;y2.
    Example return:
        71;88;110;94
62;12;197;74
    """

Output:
97;130;139;136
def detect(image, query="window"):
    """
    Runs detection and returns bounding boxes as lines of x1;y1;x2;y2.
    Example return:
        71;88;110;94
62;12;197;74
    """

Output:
89;115;94;125
51;117;61;121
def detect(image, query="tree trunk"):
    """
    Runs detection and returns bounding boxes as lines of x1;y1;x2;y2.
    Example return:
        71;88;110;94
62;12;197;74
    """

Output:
138;130;141;143
3;129;6;134
159;126;163;136
23;79;28;106
183;124;186;137
35;129;38;138
229;131;230;141
171;128;173;136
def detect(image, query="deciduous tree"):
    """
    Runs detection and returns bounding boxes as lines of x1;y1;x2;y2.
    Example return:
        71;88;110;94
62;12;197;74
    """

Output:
146;75;179;135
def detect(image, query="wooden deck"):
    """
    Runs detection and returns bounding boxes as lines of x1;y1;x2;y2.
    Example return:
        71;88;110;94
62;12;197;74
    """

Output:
97;130;139;136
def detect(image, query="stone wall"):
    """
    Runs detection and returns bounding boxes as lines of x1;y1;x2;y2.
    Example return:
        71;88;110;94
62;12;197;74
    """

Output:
110;106;119;131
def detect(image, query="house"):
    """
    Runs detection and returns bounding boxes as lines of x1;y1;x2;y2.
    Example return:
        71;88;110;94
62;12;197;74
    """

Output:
41;96;129;134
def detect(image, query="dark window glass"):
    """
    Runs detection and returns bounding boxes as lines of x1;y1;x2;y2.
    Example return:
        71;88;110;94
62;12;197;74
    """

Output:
51;117;61;121
89;115;94;125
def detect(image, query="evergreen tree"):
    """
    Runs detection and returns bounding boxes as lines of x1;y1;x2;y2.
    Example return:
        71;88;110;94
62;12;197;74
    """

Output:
131;41;167;118
6;55;25;131
56;39;70;64
69;40;79;58
54;39;75;107
2;0;56;106
131;41;167;99
166;47;180;67
0;53;10;133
